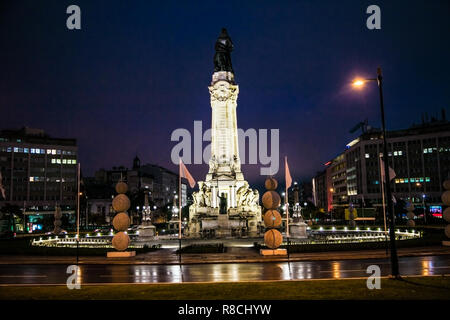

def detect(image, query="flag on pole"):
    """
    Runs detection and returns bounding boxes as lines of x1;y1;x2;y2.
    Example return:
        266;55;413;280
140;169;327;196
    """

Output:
380;159;396;182
0;172;5;199
285;156;292;189
179;159;196;188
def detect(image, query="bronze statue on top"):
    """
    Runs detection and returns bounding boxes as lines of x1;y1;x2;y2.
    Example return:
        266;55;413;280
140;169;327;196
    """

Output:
214;28;234;73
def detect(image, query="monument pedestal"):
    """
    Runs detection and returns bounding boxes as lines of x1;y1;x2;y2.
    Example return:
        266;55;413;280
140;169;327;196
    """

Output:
138;224;156;238
260;249;287;256
289;221;307;239
107;251;136;258
216;214;231;237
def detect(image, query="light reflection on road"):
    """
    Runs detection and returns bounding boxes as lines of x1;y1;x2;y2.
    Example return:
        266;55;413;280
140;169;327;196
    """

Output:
0;255;449;285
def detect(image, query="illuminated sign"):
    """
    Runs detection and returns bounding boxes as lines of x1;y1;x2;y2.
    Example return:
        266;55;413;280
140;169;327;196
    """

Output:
430;206;442;218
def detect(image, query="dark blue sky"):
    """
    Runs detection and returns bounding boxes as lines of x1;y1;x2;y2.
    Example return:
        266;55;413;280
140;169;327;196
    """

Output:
1;0;449;187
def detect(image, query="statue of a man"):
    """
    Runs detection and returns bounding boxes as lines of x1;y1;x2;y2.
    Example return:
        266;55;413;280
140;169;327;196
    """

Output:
214;28;234;73
218;192;228;214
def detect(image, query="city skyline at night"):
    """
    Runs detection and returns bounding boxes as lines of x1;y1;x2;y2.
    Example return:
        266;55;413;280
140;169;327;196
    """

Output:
1;0;449;186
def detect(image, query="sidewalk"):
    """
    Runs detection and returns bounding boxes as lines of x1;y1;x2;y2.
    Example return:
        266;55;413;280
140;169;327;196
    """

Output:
1;246;450;265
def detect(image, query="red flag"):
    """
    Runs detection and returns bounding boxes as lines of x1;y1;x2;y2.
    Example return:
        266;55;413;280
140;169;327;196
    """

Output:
179;159;196;188
285;156;292;189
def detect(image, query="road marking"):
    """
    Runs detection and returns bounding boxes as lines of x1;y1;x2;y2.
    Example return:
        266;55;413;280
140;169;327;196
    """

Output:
319;269;367;273
0;275;47;278
1;274;449;287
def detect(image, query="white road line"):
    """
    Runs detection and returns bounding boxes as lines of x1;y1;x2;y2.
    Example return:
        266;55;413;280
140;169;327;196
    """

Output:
1;274;449;287
0;275;47;278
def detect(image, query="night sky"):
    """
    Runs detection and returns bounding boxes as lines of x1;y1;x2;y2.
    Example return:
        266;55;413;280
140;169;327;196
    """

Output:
1;0;449;188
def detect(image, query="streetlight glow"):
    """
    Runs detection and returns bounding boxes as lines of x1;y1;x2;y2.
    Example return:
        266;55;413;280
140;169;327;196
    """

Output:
353;79;365;87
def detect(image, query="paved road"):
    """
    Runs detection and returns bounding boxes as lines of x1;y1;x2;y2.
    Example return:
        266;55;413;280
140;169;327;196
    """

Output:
0;255;449;285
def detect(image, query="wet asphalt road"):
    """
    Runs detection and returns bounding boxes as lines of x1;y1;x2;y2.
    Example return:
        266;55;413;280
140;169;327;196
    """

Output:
0;255;449;285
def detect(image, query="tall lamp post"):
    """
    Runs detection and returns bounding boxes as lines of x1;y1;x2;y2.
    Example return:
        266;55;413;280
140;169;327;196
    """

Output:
353;67;400;278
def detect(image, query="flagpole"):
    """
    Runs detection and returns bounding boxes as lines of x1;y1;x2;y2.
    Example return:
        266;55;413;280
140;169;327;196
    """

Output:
379;155;387;234
285;156;289;238
178;159;182;240
379;154;389;256
285;183;289;238
76;162;80;264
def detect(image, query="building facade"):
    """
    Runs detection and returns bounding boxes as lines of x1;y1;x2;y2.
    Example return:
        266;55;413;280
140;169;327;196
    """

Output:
312;118;450;218
0;127;78;232
85;157;184;227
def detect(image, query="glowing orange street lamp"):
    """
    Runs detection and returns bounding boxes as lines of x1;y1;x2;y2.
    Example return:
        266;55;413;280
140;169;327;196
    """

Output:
352;79;366;87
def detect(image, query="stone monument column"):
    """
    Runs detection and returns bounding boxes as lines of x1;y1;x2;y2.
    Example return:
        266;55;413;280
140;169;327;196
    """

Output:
188;28;261;238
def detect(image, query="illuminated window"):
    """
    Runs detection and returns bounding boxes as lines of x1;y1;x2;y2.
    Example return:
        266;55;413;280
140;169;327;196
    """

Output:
365;153;370;158
24;148;29;153
29;177;34;182
47;149;51;154
62;159;67;164
14;147;19;152
57;159;61;164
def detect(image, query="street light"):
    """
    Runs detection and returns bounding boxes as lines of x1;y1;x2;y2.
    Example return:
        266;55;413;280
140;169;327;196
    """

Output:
353;79;365;87
352;67;400;278
416;182;427;223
